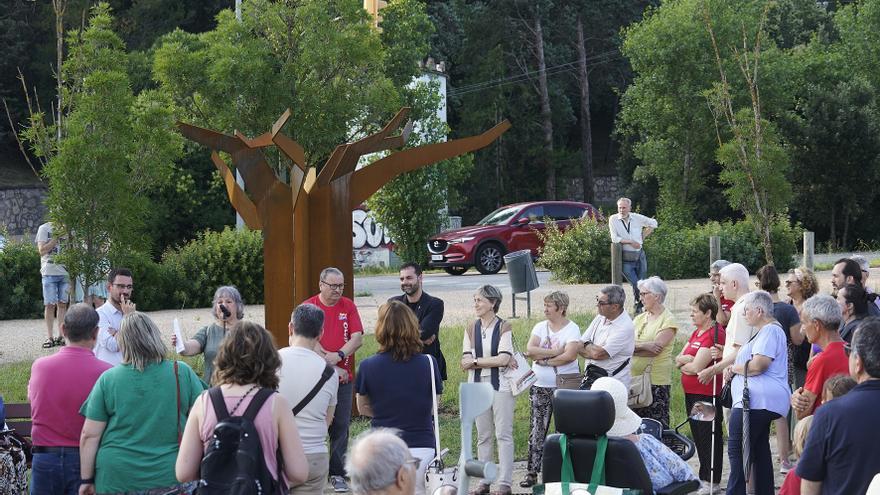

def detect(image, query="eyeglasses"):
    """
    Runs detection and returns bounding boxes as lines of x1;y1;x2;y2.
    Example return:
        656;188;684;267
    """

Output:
112;284;134;290
784;280;798;286
596;296;613;306
639;291;653;297
844;343;853;357
321;280;345;291
403;458;420;470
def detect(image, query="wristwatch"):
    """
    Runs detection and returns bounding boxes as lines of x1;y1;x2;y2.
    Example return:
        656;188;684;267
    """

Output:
81;478;95;485
582;340;592;348
337;350;346;360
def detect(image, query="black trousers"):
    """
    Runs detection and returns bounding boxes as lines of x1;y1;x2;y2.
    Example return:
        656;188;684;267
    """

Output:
685;393;724;484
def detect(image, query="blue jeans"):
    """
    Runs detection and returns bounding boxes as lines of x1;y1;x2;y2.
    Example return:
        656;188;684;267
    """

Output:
329;381;353;477
41;275;70;306
727;408;779;495
621;250;647;307
30;449;81;495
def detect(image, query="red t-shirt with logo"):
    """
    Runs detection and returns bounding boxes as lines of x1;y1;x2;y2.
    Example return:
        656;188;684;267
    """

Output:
304;295;364;380
719;296;734;327
803;341;849;414
681;325;726;396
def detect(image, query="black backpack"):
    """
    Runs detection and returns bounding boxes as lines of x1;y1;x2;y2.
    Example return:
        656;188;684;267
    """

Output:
198;387;283;495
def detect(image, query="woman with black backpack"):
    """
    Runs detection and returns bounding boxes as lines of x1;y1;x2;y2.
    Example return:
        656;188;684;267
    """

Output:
176;321;308;493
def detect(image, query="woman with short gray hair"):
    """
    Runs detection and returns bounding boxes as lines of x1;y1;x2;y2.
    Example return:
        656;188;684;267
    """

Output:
79;312;206;494
173;285;244;383
720;290;790;495
461;285;514;495
631;276;679;427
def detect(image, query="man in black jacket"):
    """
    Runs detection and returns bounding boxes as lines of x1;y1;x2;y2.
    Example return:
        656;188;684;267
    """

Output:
389;262;446;381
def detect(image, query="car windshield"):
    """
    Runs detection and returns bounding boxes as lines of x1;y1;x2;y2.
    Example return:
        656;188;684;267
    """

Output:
477;206;521;226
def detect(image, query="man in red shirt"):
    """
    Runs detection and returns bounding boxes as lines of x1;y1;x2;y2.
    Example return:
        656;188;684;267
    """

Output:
304;267;364;492
709;259;734;328
28;303;112;494
791;295;849;418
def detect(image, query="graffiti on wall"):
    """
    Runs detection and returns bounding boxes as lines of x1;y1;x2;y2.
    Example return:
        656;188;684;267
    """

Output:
352;206;393;268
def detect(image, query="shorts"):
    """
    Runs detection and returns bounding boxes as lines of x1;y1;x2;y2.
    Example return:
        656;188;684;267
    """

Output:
42;275;70;306
74;276;109;303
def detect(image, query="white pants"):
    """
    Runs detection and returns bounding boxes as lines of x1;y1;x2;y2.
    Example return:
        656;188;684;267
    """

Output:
411;447;436;495
475;390;515;487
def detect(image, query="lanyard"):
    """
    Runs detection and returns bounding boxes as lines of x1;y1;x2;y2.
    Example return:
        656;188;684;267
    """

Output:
620;217;631;234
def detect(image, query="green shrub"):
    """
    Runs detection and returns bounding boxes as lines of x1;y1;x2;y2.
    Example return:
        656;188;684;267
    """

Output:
0;240;43;319
161;227;264;308
538;218;612;283
646;216;800;279
109;250;177;311
539;216;800;283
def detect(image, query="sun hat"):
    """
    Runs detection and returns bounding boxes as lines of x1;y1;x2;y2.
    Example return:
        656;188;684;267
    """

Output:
591;377;642;437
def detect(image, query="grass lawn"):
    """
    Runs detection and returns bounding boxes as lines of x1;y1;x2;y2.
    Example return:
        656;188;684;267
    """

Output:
0;312;691;463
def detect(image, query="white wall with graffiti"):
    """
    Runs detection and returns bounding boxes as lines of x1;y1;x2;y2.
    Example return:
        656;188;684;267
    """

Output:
352;206;398;268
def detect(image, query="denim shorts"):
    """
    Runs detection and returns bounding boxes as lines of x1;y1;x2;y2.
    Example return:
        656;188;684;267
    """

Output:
41;275;70;305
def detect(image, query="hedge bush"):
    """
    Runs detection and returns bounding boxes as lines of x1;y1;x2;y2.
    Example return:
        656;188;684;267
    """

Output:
538;218;612;283
0;240;44;319
539;216;800;283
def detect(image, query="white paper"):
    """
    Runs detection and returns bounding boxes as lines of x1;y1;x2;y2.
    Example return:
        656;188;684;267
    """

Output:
173;318;186;353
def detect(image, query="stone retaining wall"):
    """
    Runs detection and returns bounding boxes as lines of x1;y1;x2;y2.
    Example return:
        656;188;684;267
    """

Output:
0;185;47;236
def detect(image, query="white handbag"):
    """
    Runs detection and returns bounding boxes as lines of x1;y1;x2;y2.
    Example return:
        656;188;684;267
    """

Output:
424;355;458;495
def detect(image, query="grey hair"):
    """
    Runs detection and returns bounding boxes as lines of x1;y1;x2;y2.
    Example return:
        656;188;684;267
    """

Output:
801;294;843;331
616;197;632;206
213;285;244;320
477;285;503;313
719;263;750;295
320;267;344;282
63;303;99;342
740;290;774;319
346;428;411;495
710;259;731;272
637;276;668;303
601;285;626;307
291;303;324;339
851;255;870;273
118;312;167;371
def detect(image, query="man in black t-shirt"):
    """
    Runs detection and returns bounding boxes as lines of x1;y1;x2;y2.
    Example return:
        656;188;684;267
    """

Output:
389;262;446;381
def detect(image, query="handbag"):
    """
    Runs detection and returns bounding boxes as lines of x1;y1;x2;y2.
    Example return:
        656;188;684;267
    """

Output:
0;429;28;495
621;249;641;263
532;434;641;495
425;355;458;495
580;359;630;390
555;373;583;390
719;380;733;409
627;364;653;409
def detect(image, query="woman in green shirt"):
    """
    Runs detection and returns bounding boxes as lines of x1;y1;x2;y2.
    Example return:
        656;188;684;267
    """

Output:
632;276;679;427
173;286;243;384
80;312;206;495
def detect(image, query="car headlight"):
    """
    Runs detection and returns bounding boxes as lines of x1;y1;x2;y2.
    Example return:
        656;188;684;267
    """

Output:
448;236;475;244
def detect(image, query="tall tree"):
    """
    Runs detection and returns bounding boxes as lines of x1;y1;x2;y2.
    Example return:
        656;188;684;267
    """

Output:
575;15;595;203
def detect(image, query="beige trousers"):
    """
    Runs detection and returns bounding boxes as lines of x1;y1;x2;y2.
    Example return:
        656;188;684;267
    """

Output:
475;389;515;487
289;452;329;495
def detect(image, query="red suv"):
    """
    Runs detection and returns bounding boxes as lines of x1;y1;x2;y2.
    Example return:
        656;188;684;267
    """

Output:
427;201;602;275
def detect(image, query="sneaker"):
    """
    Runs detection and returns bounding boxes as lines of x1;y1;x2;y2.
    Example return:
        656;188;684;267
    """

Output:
697;482;722;495
330;475;350;493
780;458;795;474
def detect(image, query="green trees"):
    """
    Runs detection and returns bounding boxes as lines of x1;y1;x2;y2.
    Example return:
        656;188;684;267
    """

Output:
21;4;182;296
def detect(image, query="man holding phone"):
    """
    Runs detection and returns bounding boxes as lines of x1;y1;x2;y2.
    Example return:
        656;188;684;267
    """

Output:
94;268;136;365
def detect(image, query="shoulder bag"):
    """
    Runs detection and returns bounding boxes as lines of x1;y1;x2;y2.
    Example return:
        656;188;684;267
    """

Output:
549;323;583;390
627;363;653;409
425;355;458;495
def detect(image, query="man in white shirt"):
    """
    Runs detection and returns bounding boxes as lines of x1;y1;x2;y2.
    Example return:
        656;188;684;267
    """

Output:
608;198;658;313
94;268;135;365
279;303;339;495
579;285;635;388
698;263;755;387
36;221;70;348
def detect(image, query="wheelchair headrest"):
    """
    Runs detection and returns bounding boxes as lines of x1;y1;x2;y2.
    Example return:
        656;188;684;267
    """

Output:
553;389;615;436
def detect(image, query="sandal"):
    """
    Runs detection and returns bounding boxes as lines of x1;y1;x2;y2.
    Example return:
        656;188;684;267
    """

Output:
491;486;513;495
519;473;538;488
468;484;491;495
54;336;65;346
42;338;55;348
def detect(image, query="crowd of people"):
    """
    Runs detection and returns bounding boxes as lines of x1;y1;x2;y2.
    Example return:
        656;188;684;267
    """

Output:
11;202;880;495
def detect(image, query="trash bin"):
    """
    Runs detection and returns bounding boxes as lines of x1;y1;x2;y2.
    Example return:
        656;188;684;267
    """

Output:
504;250;539;294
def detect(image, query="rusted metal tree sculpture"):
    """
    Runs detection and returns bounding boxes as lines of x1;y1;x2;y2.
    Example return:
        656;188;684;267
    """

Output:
179;108;510;344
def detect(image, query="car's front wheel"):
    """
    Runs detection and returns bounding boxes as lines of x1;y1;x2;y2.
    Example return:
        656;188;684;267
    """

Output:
444;266;468;276
475;243;504;275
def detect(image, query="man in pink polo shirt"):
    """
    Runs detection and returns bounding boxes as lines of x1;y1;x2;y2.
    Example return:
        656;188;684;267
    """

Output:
28;303;112;494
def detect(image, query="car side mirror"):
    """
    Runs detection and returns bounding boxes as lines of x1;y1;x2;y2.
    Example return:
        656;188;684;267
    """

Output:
514;217;529;226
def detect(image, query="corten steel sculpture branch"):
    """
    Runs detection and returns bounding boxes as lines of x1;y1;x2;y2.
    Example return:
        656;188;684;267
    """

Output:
179;108;510;344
